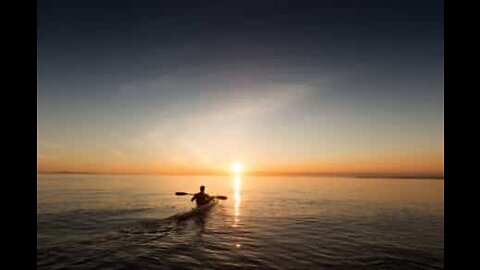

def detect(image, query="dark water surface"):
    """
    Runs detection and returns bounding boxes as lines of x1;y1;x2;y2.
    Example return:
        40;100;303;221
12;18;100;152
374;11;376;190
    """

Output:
37;174;443;269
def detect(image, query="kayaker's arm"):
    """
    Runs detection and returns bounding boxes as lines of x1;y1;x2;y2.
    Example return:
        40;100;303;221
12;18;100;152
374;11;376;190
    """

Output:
190;194;196;202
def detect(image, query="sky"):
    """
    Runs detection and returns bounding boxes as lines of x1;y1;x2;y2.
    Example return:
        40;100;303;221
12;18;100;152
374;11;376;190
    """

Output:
37;0;444;176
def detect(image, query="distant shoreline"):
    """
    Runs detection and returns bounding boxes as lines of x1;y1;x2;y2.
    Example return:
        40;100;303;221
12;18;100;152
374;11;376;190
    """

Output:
37;171;444;180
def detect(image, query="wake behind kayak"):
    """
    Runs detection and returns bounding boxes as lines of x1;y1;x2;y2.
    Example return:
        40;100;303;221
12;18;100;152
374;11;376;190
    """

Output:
168;199;219;221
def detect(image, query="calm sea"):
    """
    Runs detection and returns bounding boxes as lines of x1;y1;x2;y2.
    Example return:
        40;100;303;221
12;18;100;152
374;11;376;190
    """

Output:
37;174;444;269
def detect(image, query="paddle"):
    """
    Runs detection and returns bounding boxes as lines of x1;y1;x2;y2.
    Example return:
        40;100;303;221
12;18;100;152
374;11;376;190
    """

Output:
175;192;228;200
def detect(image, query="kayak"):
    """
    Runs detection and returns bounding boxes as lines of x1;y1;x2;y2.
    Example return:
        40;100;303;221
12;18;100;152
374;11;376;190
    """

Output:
170;199;218;221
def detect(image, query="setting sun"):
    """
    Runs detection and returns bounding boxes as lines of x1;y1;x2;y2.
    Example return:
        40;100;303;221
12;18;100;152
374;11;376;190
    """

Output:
231;162;243;174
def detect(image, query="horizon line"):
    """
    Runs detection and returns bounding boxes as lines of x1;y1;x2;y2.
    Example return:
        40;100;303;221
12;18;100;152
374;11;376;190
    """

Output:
36;170;444;180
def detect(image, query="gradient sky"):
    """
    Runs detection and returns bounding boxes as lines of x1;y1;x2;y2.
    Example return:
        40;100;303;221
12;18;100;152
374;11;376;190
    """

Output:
37;0;443;176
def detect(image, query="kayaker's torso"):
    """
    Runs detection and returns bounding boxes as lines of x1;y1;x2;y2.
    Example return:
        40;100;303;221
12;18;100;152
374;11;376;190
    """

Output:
192;192;211;207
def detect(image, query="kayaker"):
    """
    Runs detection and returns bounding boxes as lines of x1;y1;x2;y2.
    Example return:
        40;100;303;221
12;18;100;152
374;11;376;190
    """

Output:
191;185;212;207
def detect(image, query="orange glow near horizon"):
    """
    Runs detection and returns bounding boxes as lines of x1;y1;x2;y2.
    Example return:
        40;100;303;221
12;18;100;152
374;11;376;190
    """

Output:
37;160;444;177
37;148;444;177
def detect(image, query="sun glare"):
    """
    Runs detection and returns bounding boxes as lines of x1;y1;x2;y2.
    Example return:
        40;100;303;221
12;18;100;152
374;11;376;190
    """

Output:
231;162;243;174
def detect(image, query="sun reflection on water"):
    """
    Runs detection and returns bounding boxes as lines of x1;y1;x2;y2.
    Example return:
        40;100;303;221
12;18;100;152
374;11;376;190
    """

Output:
233;174;241;228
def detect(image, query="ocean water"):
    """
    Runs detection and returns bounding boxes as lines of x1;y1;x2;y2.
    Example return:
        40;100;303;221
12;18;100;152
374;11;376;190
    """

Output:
37;174;444;269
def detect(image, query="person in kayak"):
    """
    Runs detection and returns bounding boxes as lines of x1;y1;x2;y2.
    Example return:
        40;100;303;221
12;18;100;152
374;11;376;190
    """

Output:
191;185;212;207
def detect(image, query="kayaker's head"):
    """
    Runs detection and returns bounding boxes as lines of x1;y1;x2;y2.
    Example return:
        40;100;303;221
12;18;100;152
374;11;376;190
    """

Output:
200;185;205;192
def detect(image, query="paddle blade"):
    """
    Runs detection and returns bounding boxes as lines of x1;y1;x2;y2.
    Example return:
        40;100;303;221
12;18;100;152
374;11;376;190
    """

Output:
215;195;228;200
175;192;189;196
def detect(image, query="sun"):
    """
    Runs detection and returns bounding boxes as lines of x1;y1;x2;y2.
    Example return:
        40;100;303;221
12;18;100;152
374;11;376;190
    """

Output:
231;162;243;174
